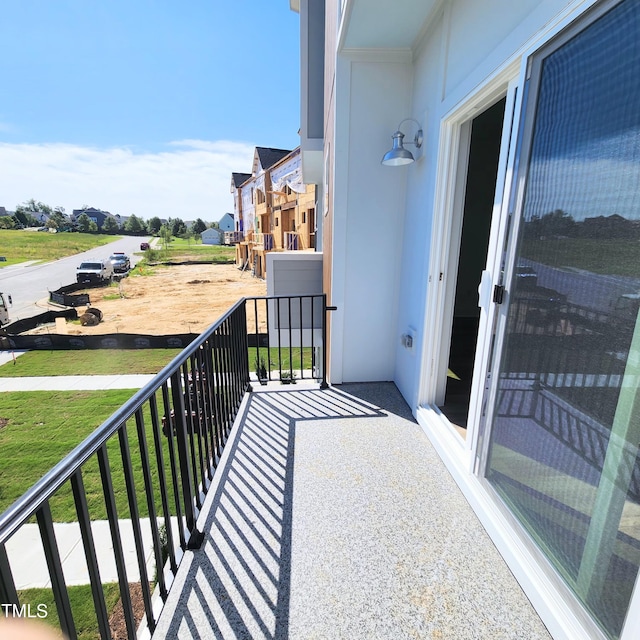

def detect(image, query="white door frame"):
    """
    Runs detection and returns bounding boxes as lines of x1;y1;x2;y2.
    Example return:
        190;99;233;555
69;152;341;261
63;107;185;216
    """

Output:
418;63;520;459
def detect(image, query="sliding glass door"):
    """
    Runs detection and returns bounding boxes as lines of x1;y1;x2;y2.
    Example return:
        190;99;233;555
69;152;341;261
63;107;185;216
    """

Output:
485;1;640;637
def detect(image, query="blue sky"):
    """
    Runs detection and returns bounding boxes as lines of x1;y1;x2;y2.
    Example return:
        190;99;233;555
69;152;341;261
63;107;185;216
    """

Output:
0;1;300;221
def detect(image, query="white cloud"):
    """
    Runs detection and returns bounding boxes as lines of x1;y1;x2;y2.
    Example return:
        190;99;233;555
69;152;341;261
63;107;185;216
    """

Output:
0;140;256;221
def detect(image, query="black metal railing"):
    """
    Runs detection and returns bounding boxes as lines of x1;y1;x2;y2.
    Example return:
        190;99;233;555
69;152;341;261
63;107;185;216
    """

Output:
245;294;330;388
0;294;331;638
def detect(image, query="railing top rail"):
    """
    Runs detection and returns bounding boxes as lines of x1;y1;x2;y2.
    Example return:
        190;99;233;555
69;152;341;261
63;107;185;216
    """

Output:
0;297;248;544
244;293;324;302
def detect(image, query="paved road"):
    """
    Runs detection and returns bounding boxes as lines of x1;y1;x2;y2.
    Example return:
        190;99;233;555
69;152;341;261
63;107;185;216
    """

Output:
519;258;640;314
0;235;150;321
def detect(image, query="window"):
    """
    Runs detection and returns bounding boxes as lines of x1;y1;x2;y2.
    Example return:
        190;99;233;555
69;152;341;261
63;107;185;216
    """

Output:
485;2;640;637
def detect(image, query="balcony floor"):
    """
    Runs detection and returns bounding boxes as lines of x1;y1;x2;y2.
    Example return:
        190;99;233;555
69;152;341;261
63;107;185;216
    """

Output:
152;382;551;639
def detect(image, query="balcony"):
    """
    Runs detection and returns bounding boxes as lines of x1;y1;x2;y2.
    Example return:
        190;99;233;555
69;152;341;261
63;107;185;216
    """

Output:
0;295;550;639
223;231;244;245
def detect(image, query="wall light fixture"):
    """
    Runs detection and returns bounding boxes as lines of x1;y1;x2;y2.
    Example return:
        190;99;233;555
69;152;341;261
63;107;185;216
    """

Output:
381;119;423;166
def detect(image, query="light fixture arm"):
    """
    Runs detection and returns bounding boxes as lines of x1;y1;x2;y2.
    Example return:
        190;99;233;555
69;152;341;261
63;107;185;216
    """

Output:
396;118;423;148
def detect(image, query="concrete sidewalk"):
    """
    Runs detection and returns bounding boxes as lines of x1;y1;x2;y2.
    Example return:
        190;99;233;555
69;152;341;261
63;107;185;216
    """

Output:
0;350;155;390
6;519;166;589
0;374;155;391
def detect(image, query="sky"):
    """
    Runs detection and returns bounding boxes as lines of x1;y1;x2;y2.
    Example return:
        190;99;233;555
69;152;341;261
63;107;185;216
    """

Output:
0;1;301;222
523;0;640;222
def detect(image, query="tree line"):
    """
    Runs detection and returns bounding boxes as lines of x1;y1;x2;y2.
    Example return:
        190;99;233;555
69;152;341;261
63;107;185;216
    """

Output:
0;198;217;239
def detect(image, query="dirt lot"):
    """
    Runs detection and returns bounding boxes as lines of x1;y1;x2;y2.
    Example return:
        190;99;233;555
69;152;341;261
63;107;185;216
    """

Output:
45;263;267;336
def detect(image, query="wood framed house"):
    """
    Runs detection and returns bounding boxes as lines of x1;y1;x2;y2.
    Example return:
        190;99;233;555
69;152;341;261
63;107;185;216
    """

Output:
269;147;317;251
231;146;319;278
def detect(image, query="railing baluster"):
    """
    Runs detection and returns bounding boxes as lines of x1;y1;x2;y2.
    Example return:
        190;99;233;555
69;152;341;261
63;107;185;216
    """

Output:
161;382;186;551
170;371;203;548
288;296;293;380
182;362;202;509
97;443;136;640
194;347;213;479
36;501;78;640
299;296;304;379
311;294;316;379
0;543;18;609
277;297;283;379
70;470;111;639
212;327;226;448
322;294;329;389
149;392;178;574
185;358;206;500
264;298;272;381
118;423;155;633
223;317;234;433
134;407;168;602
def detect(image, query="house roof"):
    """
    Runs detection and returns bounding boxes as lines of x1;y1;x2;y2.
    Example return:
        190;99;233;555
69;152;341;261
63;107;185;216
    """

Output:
255;147;291;173
232;173;251;188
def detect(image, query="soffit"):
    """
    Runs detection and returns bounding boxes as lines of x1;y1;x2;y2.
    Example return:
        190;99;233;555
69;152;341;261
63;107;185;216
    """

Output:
341;0;440;50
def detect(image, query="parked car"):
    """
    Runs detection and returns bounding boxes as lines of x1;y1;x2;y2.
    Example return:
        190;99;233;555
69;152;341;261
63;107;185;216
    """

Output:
109;252;130;273
76;260;114;284
140;241;150;250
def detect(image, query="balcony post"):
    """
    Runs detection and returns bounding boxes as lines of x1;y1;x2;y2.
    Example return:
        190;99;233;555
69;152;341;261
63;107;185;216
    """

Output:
321;294;329;389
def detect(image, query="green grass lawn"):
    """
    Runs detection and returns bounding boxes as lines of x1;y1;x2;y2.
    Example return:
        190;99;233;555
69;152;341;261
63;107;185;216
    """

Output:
0;230;115;267
0;349;182;377
18;583;121;640
0;389;176;521
145;240;234;264
249;346;314;375
0;390;134;517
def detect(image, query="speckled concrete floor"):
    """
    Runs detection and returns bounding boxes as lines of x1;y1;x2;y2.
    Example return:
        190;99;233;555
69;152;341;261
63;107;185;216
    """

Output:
152;382;551;639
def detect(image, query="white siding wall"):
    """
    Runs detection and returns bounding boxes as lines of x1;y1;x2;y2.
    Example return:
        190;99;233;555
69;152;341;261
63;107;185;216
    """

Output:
333;0;590;399
267;252;323;296
331;54;412;383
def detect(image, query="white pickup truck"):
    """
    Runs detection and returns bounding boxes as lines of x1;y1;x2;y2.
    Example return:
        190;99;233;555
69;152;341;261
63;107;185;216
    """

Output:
0;292;12;326
76;260;114;284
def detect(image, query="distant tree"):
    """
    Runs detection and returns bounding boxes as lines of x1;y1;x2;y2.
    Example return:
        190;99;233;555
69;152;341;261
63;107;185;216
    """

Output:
171;217;186;237
76;213;92;233
102;216;119;234
16;198;52;216
159;224;172;248
124;214;147;235
526;209;575;238
182;230;195;246
191;218;207;235
209;221;220;229
0;217;15;229
88;220;99;233
147;216;162;235
13;210;39;227
48;210;67;230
